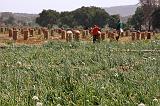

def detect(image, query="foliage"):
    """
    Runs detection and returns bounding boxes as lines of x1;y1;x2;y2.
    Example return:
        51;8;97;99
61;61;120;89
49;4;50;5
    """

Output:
108;15;120;29
36;6;110;28
127;7;144;30
36;9;60;27
152;7;160;29
4;15;15;25
59;11;74;28
0;13;15;25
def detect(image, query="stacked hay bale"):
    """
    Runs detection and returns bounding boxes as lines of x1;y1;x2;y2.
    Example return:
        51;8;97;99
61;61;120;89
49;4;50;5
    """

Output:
23;30;29;40
21;29;24;35
5;27;8;32
101;32;106;41
136;31;140;40
0;27;4;33
74;30;81;41
44;29;49;39
147;32;151;39
141;32;146;40
126;30;130;36
82;30;86;39
29;29;34;37
106;30;109;38
85;30;89;36
38;28;42;35
51;29;54;36
110;32;116;40
13;30;18;40
131;32;136;41
121;32;124;37
9;29;13;37
58;28;62;34
61;30;66;39
108;31;111;38
66;30;73;42
13;27;17;31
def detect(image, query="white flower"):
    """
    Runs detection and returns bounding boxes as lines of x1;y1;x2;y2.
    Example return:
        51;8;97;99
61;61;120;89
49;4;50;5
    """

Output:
126;101;130;104
17;61;22;66
152;58;156;60
110;68;117;71
57;104;61;106
153;98;158;102
82;62;85;65
57;97;61;100
62;48;65;51
138;103;145;106
84;74;88;77
33;85;36;90
101;86;105;90
86;100;89;102
114;73;119;77
36;102;43;106
32;96;39;101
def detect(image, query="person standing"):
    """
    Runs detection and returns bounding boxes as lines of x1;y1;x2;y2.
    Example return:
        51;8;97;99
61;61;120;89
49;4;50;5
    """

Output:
91;25;101;43
116;20;123;41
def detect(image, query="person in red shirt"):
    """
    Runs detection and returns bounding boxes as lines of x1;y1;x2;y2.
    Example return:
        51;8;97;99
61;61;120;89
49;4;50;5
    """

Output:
91;25;101;43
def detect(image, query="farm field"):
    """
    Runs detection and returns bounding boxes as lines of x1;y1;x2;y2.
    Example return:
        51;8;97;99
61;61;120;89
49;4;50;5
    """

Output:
0;35;160;106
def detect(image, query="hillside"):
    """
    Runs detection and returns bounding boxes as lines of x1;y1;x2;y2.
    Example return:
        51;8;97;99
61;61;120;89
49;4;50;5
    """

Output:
104;5;138;17
0;12;38;25
13;13;38;22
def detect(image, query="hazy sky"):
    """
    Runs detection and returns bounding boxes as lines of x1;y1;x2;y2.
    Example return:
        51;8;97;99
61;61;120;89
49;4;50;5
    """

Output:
0;0;139;14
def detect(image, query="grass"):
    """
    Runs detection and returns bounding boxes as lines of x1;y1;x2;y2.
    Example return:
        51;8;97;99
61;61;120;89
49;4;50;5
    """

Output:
0;40;160;106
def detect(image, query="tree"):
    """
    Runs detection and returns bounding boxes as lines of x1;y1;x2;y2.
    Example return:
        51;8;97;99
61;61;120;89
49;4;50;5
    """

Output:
152;7;160;29
127;7;144;30
139;0;160;30
4;15;15;25
59;12;74;28
108;15;120;29
72;6;110;28
36;9;60;27
36;7;110;28
0;12;15;25
92;7;110;28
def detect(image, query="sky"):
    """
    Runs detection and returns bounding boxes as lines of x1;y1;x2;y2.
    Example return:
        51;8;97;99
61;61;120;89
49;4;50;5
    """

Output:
0;0;139;14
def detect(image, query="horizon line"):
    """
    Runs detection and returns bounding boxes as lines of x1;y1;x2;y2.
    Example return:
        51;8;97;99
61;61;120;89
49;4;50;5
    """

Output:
0;4;137;14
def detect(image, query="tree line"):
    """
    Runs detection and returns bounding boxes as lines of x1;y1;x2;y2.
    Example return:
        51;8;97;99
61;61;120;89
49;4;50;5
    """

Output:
36;6;120;29
36;6;160;31
127;6;160;31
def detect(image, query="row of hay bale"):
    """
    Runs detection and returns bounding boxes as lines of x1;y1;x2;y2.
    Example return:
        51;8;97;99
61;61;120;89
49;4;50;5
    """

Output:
6;27;56;40
3;26;98;42
0;27;9;34
1;26;155;42
131;31;154;41
54;28;90;42
56;30;81;42
106;30;154;41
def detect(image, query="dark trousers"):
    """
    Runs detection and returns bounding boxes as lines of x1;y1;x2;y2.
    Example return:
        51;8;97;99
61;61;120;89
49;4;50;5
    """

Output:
93;35;100;43
116;30;120;41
